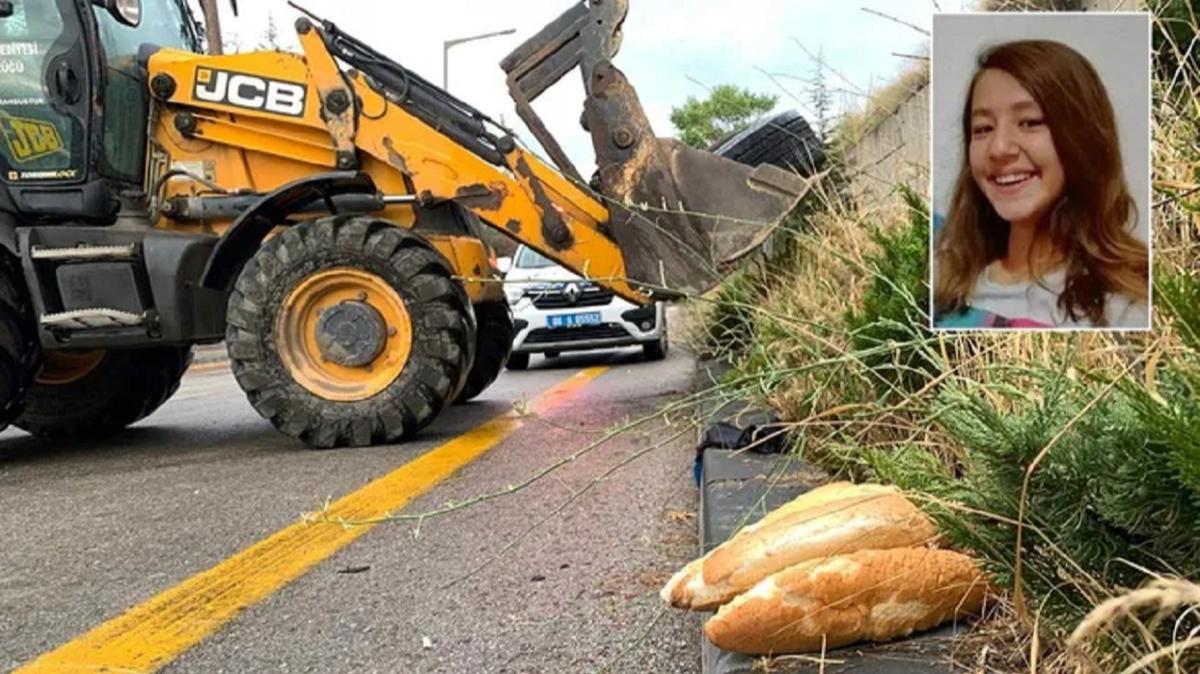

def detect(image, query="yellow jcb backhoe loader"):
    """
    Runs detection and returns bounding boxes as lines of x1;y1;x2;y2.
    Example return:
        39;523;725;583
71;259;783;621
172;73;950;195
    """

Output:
0;0;809;447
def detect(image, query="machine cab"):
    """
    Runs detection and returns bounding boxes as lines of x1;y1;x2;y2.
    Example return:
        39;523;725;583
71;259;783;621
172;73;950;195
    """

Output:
0;0;199;220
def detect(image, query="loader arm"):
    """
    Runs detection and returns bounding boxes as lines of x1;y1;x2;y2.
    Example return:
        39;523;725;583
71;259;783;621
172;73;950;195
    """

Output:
0;0;811;449
146;3;808;303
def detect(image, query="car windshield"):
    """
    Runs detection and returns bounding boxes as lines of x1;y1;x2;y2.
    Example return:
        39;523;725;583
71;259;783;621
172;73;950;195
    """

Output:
514;246;558;270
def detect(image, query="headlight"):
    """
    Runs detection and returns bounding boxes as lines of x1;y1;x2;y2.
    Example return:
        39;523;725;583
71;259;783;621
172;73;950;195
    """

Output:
504;285;526;304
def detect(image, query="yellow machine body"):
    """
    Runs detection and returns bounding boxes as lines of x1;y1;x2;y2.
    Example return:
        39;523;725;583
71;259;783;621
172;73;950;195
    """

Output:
144;37;637;306
0;1;808;448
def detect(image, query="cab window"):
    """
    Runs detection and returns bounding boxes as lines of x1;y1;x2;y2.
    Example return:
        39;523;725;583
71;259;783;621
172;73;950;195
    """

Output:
93;0;198;184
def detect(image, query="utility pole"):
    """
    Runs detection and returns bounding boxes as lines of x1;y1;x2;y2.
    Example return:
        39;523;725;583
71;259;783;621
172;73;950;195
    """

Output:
442;28;516;91
200;0;223;55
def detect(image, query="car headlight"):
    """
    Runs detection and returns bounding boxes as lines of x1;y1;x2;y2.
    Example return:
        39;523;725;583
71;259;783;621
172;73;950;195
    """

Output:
504;285;526;304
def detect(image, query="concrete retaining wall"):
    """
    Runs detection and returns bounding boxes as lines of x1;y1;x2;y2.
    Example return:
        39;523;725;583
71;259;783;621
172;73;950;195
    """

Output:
844;84;930;206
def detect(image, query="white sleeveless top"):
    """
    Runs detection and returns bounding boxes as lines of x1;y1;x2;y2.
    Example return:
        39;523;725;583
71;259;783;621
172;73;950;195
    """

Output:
970;266;1149;329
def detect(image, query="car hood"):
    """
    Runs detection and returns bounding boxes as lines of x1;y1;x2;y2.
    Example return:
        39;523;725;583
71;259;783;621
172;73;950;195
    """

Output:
504;266;583;284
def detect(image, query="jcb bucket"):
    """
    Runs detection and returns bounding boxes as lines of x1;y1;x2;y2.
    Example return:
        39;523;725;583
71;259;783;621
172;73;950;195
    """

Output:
586;63;811;297
503;0;810;297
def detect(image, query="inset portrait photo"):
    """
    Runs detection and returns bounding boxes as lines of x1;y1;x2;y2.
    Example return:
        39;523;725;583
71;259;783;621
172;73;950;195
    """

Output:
930;13;1151;331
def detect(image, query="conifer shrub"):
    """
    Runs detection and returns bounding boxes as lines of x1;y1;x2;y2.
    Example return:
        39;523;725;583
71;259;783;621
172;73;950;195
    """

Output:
843;187;937;397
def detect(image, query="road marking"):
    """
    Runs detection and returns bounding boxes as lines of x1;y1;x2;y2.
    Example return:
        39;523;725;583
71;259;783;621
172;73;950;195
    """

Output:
15;366;608;674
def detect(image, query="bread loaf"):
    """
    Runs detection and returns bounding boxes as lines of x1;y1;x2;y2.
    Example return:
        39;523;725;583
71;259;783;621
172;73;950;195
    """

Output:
704;548;987;655
735;482;895;536
662;482;936;611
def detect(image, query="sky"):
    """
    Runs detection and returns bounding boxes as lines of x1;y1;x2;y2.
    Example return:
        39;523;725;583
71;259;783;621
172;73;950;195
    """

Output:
211;0;971;171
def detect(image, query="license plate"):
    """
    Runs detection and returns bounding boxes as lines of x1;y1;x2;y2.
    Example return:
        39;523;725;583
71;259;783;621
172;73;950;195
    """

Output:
547;312;601;329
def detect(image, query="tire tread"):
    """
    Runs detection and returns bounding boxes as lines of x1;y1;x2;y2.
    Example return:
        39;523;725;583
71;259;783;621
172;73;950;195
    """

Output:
226;216;475;448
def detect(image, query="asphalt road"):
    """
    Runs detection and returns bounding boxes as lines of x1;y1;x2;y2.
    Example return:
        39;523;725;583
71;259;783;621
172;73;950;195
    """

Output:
0;346;705;673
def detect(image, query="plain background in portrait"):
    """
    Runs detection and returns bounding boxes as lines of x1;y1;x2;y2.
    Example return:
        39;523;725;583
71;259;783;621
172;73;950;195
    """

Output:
930;13;1151;245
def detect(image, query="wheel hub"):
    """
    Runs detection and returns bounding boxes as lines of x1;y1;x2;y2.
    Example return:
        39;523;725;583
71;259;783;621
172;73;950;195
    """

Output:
276;267;413;402
315;301;387;368
36;349;106;385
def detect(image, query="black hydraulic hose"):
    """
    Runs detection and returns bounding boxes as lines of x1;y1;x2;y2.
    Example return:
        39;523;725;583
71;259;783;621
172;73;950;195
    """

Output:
327;30;496;129
316;26;511;165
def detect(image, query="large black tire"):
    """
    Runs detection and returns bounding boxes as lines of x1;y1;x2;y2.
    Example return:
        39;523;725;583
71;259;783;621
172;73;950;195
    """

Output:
712;110;825;177
454;300;513;404
506;352;530;371
15;346;193;438
0;252;38;429
225;216;475;448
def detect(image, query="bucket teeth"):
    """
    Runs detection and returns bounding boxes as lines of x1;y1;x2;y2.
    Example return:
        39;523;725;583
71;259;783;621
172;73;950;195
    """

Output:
587;64;810;296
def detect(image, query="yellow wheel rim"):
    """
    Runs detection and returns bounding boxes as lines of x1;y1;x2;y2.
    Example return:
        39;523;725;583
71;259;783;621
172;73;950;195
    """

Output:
277;268;413;402
36;349;105;385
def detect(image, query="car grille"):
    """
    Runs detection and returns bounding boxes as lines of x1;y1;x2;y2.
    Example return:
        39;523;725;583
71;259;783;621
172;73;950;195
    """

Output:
528;284;615;309
524;324;630;344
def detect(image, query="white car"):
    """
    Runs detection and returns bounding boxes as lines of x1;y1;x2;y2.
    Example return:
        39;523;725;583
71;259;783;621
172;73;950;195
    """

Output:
502;246;668;370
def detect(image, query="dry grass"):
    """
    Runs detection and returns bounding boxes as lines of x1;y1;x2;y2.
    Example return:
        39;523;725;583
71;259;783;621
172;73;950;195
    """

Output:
1068;579;1200;674
978;0;1084;10
835;63;929;151
690;3;1200;672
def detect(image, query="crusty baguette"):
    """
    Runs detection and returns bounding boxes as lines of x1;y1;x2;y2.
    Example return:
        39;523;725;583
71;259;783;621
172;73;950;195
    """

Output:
663;483;937;611
704;548;987;655
736;482;894;537
661;557;703;606
661;482;881;609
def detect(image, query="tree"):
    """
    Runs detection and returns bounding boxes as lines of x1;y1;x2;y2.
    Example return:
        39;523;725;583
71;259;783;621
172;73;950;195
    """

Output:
669;85;777;149
258;12;281;51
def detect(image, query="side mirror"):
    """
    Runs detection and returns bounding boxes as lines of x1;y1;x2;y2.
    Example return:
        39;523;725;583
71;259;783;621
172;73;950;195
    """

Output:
496;257;512;274
93;0;141;27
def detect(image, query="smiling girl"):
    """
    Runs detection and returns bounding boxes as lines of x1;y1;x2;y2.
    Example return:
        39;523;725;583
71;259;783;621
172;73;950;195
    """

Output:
934;40;1149;329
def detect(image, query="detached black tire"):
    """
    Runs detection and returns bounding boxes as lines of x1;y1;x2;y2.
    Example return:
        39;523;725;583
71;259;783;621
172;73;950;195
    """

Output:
15;347;193;438
454;300;513;404
0;252;38;429
226;216;474;448
713;110;825;177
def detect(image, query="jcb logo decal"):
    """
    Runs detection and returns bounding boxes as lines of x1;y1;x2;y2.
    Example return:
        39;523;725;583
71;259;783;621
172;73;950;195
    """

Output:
193;67;307;117
0;115;64;163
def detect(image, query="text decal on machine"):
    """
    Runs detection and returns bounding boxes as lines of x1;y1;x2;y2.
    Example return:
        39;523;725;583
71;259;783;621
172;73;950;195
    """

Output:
193;67;307;117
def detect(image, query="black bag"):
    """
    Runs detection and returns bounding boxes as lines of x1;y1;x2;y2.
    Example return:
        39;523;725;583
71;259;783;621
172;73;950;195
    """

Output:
693;412;787;484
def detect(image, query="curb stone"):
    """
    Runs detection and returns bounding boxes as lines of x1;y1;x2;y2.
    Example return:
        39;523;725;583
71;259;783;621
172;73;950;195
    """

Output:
192;343;228;367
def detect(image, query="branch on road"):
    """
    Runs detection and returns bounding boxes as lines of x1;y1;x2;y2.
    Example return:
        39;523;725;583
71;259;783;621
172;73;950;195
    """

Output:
438;423;694;591
303;377;749;529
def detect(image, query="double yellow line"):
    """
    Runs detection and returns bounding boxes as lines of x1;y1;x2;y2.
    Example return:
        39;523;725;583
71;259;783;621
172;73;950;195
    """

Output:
16;366;608;674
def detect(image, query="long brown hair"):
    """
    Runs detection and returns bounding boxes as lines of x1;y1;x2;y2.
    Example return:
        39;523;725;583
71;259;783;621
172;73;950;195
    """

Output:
934;40;1148;325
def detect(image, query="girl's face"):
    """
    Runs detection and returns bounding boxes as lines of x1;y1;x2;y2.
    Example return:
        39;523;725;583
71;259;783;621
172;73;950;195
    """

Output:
968;68;1065;229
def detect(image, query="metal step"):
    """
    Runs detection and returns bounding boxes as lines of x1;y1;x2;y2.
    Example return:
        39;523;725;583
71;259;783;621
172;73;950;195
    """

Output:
40;308;147;330
30;244;138;261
